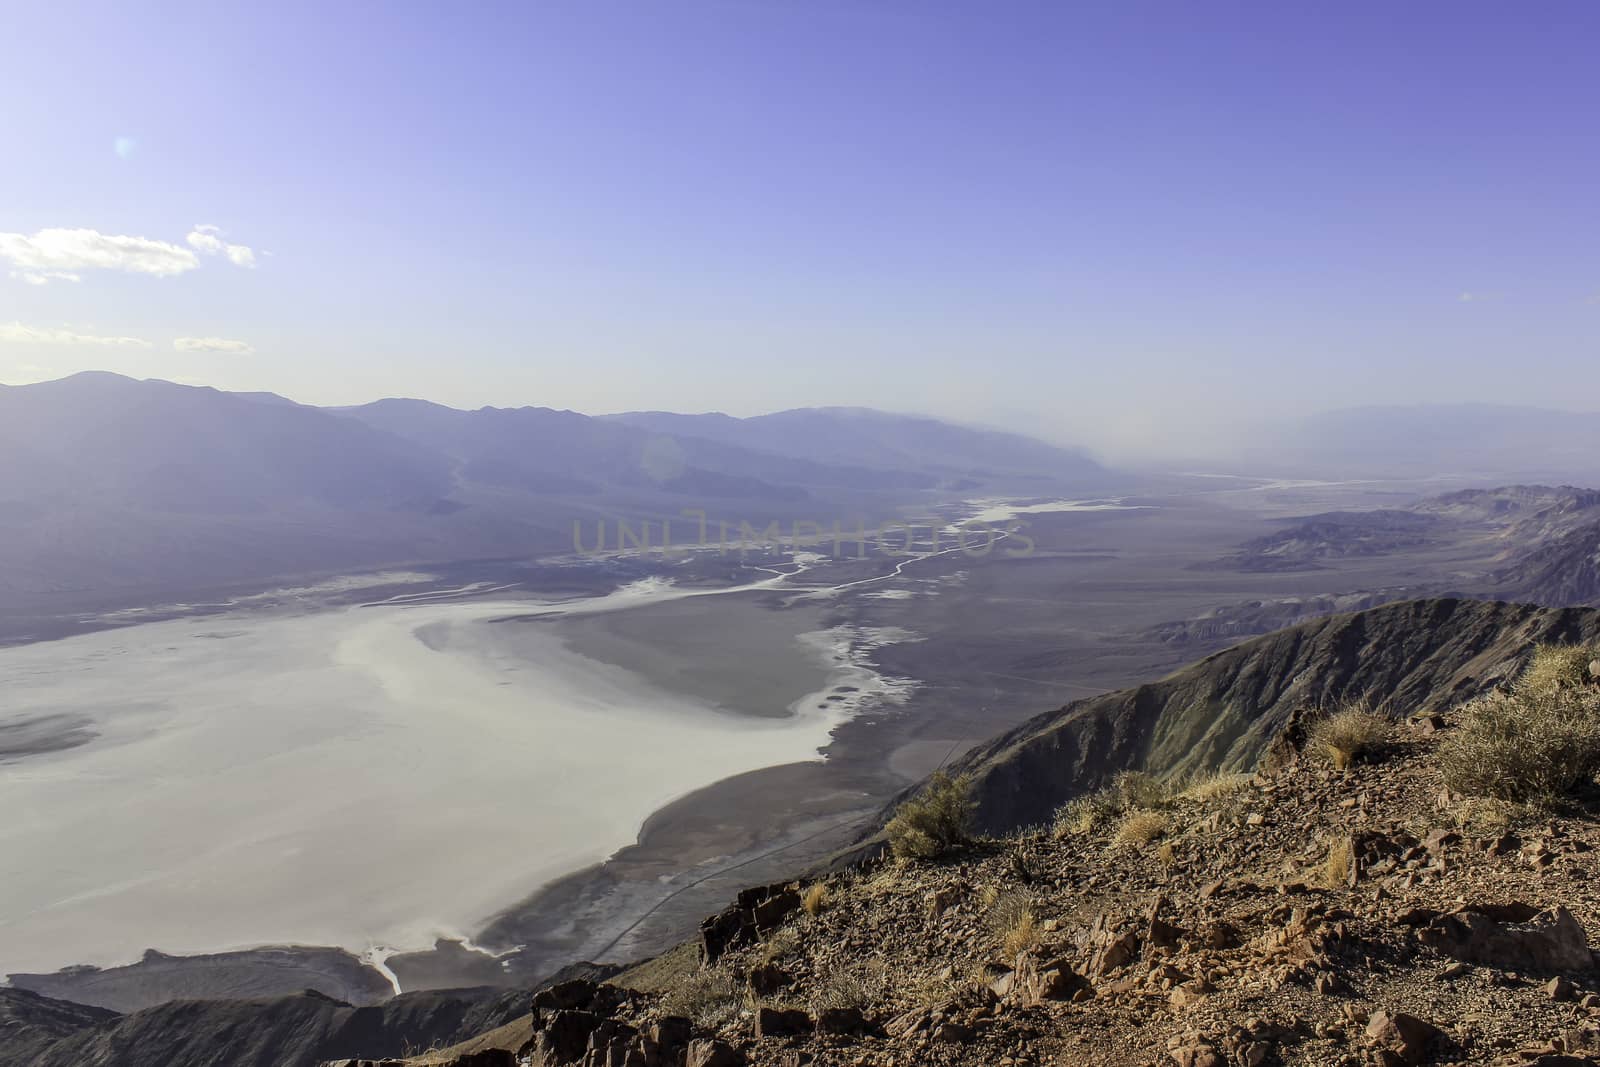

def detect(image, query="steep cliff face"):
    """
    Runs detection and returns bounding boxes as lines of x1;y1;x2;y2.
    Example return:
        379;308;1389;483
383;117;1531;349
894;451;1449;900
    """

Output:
951;598;1600;835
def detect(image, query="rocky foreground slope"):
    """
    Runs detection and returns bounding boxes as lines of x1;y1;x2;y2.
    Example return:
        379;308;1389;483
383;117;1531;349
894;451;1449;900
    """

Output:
317;662;1600;1066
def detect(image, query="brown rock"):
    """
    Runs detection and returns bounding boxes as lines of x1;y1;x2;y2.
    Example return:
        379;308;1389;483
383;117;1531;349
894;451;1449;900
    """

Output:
1549;975;1578;1001
649;1017;693;1056
1365;1009;1441;1065
815;1006;867;1035
884;1010;928;1038
1170;1044;1223;1067
754;1005;812;1039
1418;904;1594;974
1423;828;1461;854
532;1010;601;1065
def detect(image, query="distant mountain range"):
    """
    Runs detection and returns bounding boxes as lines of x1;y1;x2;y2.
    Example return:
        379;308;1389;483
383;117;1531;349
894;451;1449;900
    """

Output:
1197;484;1600;582
0;372;1110;612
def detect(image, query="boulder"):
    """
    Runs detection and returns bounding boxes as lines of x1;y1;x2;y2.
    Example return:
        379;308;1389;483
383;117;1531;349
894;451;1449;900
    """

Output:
1418;904;1594;974
1365;1009;1441;1065
1014;954;1093;1004
531;1010;602;1066
700;884;802;964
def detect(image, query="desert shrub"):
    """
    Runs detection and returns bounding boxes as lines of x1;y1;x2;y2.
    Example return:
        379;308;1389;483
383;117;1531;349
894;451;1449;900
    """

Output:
1517;643;1596;697
985;890;1039;961
1052;790;1120;838
801;883;829;917
887;772;975;861
660;967;746;1028
1311;700;1391;770
1052;768;1178;838
1179;771;1254;804
1113;810;1168;849
1439;680;1600;806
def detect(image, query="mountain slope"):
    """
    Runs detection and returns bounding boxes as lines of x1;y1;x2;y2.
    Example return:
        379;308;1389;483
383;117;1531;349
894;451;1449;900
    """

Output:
949;597;1600;835
0;373;453;513
1494;521;1600;607
6;986;526;1067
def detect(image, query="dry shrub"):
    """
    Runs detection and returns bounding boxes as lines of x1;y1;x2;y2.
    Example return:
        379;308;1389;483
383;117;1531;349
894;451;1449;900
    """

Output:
1156;841;1177;868
801;883;829;917
758;927;798;967
809;963;881;1013
1311;700;1391;770
986;890;1039;961
1053;790;1120;838
887;772;975;862
1517;643;1596;697
1179;771;1254;804
1113;810;1168;849
1053;768;1177;838
1439;654;1600;806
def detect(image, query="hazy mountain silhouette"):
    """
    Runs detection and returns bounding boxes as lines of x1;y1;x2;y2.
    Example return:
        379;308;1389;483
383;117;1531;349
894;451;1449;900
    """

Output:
1242;404;1600;482
606;406;1108;484
0;373;1110;612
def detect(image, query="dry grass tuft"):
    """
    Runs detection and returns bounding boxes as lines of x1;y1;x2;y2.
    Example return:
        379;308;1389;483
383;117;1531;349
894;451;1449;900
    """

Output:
660;968;746;1028
887;772;975;862
1322;836;1354;889
1113;810;1168;849
801;883;829;917
1311;700;1391;770
986;890;1040;962
1439;649;1600;806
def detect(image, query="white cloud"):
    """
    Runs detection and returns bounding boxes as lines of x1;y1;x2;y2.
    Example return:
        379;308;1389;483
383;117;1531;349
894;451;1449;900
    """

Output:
0;225;259;284
0;321;152;347
0;228;199;280
174;336;254;354
13;270;81;285
187;225;256;269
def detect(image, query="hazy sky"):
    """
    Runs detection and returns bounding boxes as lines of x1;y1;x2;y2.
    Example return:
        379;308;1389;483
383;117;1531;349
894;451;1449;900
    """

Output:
3;1;1598;457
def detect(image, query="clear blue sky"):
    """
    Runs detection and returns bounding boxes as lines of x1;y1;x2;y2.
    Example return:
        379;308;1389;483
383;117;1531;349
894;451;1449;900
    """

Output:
3;1;1597;457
